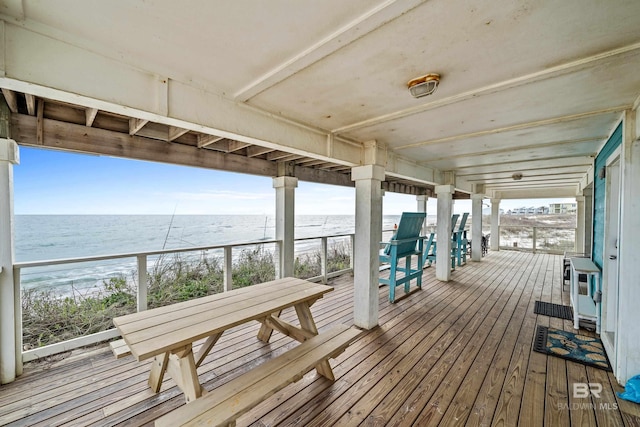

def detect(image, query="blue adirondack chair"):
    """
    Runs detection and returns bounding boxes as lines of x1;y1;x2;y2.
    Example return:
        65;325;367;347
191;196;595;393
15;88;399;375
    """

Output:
379;212;426;303
452;212;469;266
425;214;459;270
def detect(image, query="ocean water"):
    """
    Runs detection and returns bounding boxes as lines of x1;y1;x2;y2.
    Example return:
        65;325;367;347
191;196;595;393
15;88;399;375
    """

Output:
15;215;417;294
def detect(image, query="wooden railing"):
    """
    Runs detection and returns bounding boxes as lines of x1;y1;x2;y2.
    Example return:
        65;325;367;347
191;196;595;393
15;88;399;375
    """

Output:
13;231;371;362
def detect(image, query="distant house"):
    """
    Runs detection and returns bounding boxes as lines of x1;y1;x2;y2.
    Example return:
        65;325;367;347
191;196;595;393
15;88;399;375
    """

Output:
549;202;577;214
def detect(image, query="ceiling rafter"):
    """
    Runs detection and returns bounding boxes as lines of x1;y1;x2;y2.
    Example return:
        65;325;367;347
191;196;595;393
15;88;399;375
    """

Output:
246;146;275;157
85;108;98;127
1;88;18;113
129;118;148;135
197;134;225;148
168;126;189;142
25;94;36;116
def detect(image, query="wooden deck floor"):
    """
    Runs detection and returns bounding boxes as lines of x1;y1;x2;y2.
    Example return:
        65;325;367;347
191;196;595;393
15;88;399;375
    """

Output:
1;251;639;426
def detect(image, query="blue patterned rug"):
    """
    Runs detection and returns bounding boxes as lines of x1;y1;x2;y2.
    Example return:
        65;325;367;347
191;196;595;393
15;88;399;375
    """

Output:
533;326;611;371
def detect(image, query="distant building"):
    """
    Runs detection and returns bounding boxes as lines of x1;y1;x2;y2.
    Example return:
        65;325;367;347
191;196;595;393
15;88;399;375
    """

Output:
549;202;577;214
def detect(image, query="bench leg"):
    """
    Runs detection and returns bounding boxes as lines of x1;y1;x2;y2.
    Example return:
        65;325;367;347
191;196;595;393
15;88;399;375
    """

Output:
294;302;335;381
148;352;169;393
166;345;203;403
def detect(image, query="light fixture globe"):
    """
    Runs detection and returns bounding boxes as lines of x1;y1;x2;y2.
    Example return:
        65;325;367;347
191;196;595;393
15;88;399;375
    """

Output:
407;73;440;98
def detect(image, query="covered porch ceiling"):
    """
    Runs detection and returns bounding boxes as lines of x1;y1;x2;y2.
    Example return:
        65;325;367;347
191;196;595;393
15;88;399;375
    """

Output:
2;0;640;199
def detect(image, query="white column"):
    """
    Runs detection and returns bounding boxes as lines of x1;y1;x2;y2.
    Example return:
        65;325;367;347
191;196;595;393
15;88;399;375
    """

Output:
0;138;19;384
490;199;501;251
583;187;593;255
352;165;384;329
471;194;484;262
575;195;585;253
435;185;454;281
416;195;428;235
273;176;298;278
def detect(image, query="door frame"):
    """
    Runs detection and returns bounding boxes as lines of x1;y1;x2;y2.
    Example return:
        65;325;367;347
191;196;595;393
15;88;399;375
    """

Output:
601;147;621;369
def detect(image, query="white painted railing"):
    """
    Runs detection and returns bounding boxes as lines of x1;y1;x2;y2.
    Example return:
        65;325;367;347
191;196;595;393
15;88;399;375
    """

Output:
14;231;368;362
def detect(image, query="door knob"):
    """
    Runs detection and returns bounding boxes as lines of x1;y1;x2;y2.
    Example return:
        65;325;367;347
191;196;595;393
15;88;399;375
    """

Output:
609;255;617;260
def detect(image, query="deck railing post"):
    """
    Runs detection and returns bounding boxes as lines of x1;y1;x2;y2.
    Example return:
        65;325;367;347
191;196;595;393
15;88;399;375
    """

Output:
320;237;328;284
136;255;147;312
532;227;537;253
13;267;22;376
223;246;233;291
349;234;355;270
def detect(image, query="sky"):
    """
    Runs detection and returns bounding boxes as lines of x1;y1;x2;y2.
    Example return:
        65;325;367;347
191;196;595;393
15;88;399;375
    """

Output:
12;147;576;216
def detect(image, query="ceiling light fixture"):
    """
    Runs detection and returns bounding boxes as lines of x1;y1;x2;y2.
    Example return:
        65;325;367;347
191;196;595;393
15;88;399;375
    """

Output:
512;173;523;181
407;73;440;98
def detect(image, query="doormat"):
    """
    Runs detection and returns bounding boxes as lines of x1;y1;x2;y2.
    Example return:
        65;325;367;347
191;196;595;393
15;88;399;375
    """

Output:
533;326;611;371
534;301;573;320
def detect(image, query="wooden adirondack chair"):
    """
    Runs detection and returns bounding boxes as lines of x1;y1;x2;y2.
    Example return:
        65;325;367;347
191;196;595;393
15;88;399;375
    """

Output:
379;212;426;303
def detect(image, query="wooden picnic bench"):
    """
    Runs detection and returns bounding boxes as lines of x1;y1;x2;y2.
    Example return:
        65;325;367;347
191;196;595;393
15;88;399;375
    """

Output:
155;323;360;427
113;277;360;425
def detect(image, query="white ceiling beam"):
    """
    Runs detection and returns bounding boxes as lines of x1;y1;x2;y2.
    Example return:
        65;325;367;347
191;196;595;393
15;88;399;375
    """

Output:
85;107;98;127
423;137;606;162
458;164;590;178
454;156;594;173
333;41;640;134
1;88;18;112
396;107;628;150
233;0;427;102
25;93;36;115
168;126;189;142
477;174;585;185
456;165;591;181
129;117;148;135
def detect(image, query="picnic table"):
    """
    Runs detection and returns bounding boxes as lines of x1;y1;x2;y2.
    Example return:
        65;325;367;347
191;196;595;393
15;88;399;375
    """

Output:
113;277;335;403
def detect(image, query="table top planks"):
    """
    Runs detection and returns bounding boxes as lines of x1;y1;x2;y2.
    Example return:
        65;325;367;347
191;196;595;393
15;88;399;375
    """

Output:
113;277;333;361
